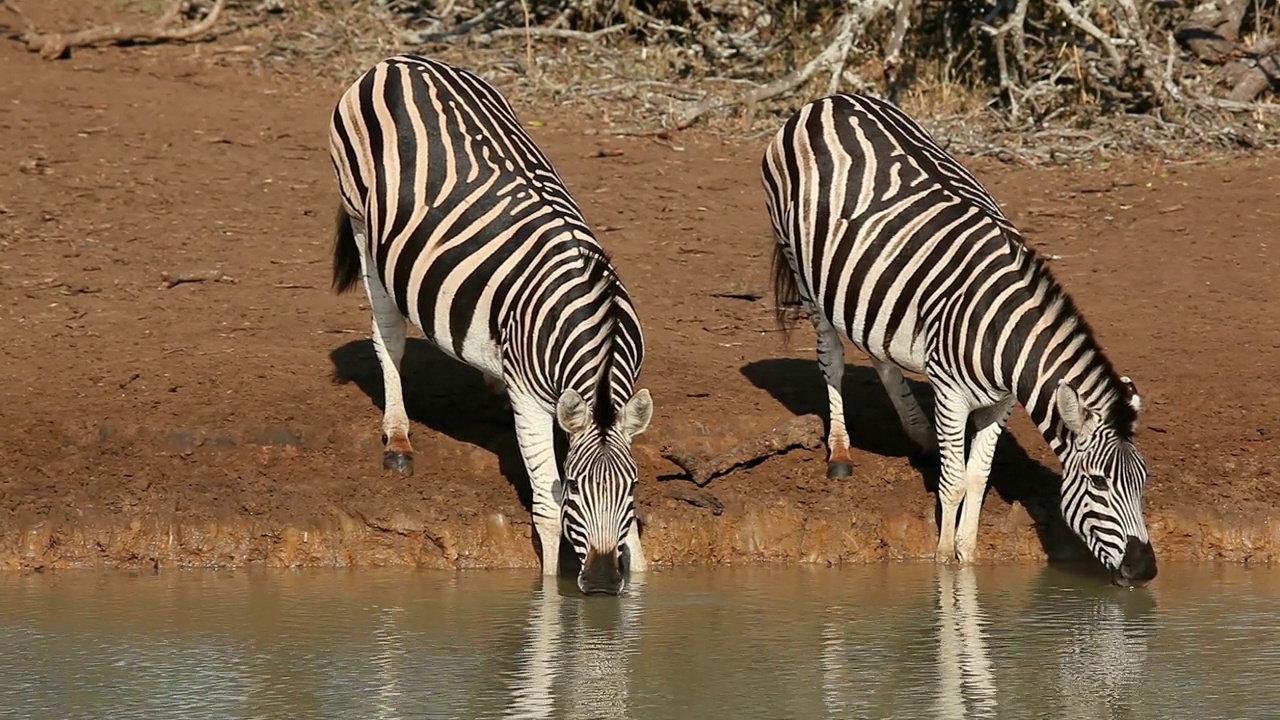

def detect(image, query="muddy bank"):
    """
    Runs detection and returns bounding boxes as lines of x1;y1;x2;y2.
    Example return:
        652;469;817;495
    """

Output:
3;445;1276;572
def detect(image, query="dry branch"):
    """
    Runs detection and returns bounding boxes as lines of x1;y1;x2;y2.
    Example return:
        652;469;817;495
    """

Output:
660;414;825;487
4;0;227;60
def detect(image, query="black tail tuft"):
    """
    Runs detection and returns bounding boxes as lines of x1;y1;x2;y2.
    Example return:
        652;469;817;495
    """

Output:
770;241;803;345
331;205;362;295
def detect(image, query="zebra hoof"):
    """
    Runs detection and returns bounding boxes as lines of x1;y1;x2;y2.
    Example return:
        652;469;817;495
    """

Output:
382;451;414;476
826;460;854;479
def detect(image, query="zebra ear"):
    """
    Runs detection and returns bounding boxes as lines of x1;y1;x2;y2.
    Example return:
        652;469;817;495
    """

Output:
620;388;653;439
1056;380;1100;438
556;389;592;436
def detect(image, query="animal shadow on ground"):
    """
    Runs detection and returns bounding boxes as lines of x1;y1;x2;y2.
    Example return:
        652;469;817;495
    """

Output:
330;337;585;575
742;357;1095;566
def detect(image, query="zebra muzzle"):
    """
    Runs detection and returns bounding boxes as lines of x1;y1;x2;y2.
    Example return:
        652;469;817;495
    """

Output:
578;549;624;595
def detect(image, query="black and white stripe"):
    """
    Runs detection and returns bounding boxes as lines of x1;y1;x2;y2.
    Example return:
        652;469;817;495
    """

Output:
328;54;654;594
761;93;1156;586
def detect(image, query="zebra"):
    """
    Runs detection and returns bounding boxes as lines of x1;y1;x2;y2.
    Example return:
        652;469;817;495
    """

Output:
327;54;654;595
760;92;1158;587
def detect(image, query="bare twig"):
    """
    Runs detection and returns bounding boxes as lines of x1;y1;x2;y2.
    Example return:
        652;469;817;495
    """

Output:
660;414;825;486
1052;0;1124;72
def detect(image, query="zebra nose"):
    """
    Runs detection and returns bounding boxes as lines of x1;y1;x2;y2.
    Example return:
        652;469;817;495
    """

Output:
1112;537;1157;587
578;550;624;595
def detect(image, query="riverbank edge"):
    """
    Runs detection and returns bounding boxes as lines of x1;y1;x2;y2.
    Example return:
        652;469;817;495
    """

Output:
3;500;1275;571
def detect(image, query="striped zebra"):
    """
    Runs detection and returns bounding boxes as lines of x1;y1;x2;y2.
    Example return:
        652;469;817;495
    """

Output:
328;55;653;595
761;93;1157;587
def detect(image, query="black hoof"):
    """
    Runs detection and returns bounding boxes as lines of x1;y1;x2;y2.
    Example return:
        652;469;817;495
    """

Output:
382;451;414;476
826;460;854;479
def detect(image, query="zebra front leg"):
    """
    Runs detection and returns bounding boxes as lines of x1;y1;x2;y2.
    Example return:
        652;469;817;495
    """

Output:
811;312;855;479
510;394;565;576
931;385;972;564
353;221;414;475
954;397;1015;563
624;523;648;575
871;359;938;457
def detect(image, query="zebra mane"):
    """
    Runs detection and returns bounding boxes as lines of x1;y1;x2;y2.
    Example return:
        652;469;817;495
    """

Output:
1008;233;1139;440
574;241;624;432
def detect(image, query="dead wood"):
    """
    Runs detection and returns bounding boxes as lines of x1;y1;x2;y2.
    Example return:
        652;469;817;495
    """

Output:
660;414;825;487
1224;39;1280;102
1174;0;1256;63
4;0;227;60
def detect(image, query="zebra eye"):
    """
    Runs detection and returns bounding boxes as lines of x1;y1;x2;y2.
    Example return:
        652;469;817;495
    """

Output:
1088;474;1110;492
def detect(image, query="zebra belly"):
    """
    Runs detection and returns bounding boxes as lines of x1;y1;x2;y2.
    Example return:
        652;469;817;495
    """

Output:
427;319;504;380
831;304;929;376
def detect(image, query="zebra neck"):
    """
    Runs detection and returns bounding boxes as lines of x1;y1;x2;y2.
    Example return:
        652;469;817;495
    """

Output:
1013;324;1123;459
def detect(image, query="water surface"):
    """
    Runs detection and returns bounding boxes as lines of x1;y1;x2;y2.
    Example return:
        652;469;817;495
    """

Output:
1;563;1276;719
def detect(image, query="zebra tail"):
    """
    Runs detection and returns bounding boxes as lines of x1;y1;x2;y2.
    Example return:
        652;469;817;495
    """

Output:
331;204;362;295
770;240;803;344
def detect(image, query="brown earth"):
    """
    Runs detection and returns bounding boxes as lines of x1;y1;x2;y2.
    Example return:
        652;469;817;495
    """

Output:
1;4;1279;574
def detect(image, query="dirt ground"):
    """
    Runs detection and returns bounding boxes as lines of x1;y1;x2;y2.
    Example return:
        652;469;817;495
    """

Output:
2;4;1279;572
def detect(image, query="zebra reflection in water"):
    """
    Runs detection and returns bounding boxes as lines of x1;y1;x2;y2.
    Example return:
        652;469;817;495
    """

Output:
933;567;997;720
505;574;646;720
817;567;1152;718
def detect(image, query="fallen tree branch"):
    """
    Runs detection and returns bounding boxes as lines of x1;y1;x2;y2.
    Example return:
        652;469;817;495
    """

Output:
660;413;825;487
5;0;227;60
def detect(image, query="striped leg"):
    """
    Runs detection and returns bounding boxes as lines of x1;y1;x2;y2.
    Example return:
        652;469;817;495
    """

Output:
871;359;938;456
931;382;972;564
811;312;855;478
511;394;564;576
353;220;414;476
955;397;1015;562
625;525;648;574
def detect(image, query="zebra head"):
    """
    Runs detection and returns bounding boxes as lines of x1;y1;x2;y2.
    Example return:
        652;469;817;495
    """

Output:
1055;377;1157;588
555;386;654;596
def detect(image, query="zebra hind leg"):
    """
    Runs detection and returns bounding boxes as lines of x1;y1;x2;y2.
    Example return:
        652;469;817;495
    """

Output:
930;384;972;564
811;313;855;479
870;359;939;459
954;397;1015;563
353;222;414;475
